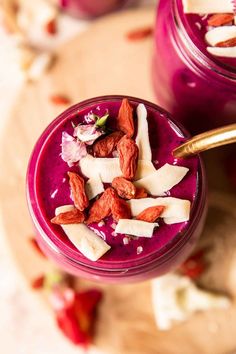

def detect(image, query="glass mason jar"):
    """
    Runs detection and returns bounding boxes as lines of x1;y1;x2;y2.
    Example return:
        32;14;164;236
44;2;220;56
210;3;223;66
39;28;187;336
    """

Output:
26;95;207;283
59;0;128;19
153;0;236;133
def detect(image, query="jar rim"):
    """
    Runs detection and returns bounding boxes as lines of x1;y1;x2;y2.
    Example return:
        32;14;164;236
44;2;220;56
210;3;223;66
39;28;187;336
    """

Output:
173;0;236;80
26;95;206;276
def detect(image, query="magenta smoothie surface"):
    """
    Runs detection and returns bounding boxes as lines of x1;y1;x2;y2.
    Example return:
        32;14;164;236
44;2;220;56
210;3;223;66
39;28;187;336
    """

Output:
153;0;236;133
59;0;127;19
27;96;206;282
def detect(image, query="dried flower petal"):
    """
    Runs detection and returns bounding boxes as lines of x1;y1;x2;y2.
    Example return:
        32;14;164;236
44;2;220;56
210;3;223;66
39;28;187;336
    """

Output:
51;287;103;347
73;124;104;145
61;132;87;167
179;249;207;279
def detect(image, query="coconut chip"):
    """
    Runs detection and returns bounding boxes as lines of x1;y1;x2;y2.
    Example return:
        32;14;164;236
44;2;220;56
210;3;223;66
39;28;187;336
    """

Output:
115;219;159;238
55;205;111;261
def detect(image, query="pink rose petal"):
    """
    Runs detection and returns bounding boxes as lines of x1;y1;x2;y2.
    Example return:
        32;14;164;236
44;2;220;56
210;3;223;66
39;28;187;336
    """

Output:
61;132;87;166
73;124;104;145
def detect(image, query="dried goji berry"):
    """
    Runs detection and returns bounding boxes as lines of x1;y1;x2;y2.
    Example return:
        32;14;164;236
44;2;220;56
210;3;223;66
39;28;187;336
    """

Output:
68;172;89;211
207;13;234;27
31;275;45;290
51;208;85;224
111;196;131;221
116;98;134;137
45;18;57;35
134;187;148;199
112;177;136;199
50;95;71;105
92;131;123;157
216;37;236;47
117;135;139;180
86;188;115;224
126;26;153;41
136;205;165;222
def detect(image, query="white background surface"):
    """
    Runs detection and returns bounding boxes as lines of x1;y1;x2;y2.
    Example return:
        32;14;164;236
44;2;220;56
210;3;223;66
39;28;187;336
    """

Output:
0;1;156;353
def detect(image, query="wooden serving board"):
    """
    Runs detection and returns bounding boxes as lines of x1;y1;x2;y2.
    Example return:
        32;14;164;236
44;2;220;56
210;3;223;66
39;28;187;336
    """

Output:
1;7;236;354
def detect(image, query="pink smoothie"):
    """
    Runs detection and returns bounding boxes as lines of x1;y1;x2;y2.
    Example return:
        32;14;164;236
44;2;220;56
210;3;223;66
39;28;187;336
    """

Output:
153;0;236;133
184;11;236;69
59;0;127;19
27;96;207;282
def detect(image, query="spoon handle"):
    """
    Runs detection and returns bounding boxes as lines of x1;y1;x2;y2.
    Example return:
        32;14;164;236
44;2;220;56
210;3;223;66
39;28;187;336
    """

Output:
173;124;236;158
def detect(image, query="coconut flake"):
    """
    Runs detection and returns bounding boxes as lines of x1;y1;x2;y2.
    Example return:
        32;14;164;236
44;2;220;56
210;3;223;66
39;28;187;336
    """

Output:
182;0;234;14
135;160;156;179
123;237;130;245
205;26;236;47
115;219;158;238
135;163;189;196
98;220;105;227
61;132;87;167
137;246;143;254
80;154;156;183
55;205;110;261
85;174;104;200
207;46;236;57
128;197;191;224
135;104;152;161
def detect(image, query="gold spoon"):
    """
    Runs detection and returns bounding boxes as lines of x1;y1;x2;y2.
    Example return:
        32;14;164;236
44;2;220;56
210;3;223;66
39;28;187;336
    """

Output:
173;123;236;158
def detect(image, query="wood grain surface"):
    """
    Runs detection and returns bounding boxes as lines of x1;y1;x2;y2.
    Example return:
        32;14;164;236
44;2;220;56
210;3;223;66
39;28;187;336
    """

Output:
1;8;236;354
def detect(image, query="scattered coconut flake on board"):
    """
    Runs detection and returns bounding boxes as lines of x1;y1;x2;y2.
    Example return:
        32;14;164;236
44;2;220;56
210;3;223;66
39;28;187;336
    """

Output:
152;273;231;331
85;175;104;200
115;219;158;238
128;197;190;224
182;0;234;14
135;163;189;196
135;104;152;161
205;26;236;47
61;132;87;167
55;205;110;261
